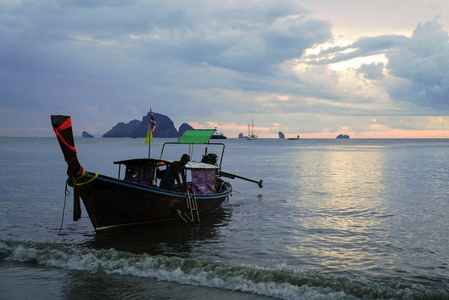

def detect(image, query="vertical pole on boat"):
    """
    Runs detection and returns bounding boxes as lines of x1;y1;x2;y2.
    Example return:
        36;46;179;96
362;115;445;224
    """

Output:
148;109;152;158
145;109;153;158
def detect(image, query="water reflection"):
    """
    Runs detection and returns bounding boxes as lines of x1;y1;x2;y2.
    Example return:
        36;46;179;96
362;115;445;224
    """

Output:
287;145;392;272
85;207;232;256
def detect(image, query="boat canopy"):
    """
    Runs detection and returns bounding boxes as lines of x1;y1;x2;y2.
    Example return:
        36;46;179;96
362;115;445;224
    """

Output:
161;129;226;168
160;161;219;170
113;158;166;166
185;162;220;169
177;129;216;144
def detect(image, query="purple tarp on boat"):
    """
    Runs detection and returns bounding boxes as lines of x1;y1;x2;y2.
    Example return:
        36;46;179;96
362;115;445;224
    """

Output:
191;169;216;194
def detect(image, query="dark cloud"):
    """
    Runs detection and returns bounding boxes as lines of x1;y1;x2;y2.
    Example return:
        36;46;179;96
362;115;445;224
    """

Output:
59;0;136;8
305;18;449;113
126;2;332;74
386;19;449;110
358;62;384;80
0;0;331;126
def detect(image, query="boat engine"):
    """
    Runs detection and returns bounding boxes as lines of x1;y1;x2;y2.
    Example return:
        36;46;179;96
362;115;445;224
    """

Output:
201;153;218;165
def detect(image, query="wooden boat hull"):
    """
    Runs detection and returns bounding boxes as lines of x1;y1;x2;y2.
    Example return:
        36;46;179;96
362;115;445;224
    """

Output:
51;114;233;232
76;172;232;231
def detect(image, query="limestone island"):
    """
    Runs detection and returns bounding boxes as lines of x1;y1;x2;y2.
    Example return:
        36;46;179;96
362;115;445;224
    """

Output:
336;134;350;139
82;131;94;138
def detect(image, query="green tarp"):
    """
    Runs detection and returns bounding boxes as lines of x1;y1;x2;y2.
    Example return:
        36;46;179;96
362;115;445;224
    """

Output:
177;129;216;144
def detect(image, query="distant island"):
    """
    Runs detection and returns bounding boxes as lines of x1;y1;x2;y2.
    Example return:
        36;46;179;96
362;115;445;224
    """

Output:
82;131;94;138
279;132;299;140
336;134;350;139
103;112;193;138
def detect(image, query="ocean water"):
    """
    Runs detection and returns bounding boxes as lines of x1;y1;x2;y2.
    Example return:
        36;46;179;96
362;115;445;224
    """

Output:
0;137;448;299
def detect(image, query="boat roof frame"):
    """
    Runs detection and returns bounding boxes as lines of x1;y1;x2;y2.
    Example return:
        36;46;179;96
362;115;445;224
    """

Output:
160;129;226;168
160;141;226;169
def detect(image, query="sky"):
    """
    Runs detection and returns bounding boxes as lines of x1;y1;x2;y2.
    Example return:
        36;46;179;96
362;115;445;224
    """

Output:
1;0;449;138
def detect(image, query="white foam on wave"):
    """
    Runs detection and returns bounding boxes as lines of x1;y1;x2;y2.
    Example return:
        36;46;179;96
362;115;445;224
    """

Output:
1;240;445;300
1;240;353;299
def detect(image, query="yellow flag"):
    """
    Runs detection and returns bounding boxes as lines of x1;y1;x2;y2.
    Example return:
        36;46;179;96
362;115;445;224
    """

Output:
145;126;153;144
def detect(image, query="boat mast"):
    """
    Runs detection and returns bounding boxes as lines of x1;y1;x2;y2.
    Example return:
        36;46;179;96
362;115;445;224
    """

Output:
251;119;254;137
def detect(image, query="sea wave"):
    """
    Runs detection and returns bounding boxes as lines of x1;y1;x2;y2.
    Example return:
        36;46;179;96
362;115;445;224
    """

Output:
0;240;447;300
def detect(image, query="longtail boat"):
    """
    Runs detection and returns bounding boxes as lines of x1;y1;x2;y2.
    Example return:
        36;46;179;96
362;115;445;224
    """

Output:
51;115;262;232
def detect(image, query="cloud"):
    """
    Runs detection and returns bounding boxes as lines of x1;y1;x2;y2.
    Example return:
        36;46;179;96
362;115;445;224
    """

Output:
306;35;408;65
59;0;136;8
358;62;384;80
0;1;331;131
299;18;449;115
1;1;449;137
386;19;449;110
127;2;331;74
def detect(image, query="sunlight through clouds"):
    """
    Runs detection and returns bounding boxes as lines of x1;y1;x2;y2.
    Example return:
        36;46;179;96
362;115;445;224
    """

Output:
329;54;388;71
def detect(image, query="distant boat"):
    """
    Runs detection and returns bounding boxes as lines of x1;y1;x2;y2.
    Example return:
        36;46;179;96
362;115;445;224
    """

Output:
336;134;350;139
288;135;300;140
246;119;258;140
210;127;227;139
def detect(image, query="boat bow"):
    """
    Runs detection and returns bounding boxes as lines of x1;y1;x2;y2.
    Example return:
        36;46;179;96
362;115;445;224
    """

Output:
51;115;84;179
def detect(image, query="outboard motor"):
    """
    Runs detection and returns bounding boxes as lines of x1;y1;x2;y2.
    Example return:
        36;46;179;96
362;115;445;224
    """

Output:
201;153;218;165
